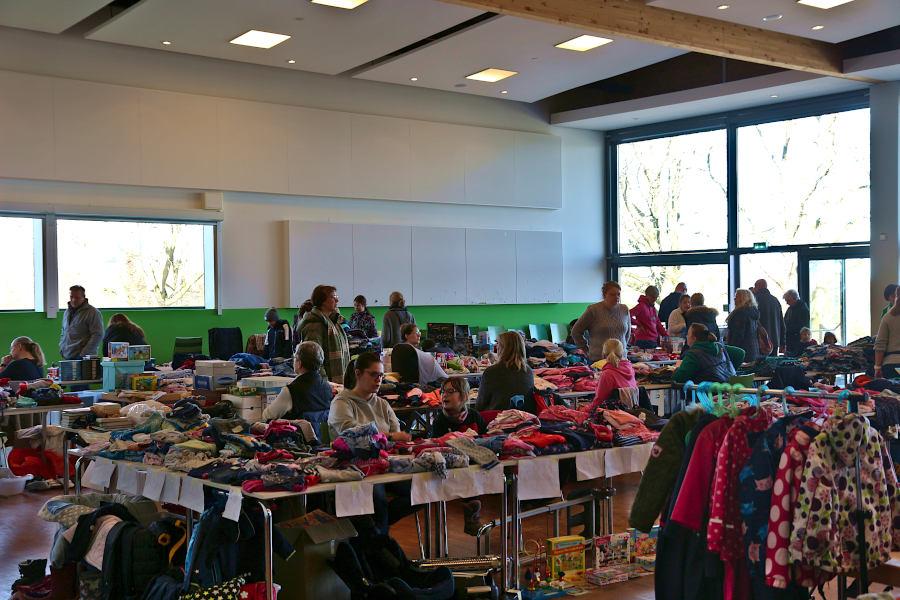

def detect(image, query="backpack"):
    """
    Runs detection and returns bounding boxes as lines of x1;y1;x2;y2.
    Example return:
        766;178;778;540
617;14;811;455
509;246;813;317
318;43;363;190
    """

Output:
757;324;774;356
101;521;168;600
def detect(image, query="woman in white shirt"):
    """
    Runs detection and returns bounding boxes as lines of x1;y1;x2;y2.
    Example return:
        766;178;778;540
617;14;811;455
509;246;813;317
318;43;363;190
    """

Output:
667;294;692;338
392;324;448;385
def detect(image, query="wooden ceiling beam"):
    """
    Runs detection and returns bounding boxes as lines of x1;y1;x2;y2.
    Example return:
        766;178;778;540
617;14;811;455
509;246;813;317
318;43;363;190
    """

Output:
438;0;871;81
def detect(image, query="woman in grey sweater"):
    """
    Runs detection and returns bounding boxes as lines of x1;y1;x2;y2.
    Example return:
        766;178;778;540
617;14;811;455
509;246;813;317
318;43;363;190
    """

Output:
381;291;416;348
570;281;632;361
875;287;900;378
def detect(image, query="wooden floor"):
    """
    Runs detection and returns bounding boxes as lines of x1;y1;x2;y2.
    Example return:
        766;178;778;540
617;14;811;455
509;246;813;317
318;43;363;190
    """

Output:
0;474;888;599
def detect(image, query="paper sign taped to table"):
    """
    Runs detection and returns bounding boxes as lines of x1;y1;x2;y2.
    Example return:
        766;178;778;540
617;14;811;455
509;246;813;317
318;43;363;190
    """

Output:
143;470;165;501
335;481;374;517
82;458;116;490
116;464;143;495
575;449;606;481
410;466;504;505
517;457;561;501
162;473;182;504
179;477;206;514
604;444;653;478
224;489;243;522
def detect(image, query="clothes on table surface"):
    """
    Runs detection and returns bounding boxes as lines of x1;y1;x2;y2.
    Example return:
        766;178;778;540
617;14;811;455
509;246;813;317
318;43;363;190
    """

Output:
475;363;535;411
328;388;401;439
332;422;390;460
446;436;499;468
799;342;870;374
630;295;668;344
570;302;632;362
485;409;540;436
538;405;590;426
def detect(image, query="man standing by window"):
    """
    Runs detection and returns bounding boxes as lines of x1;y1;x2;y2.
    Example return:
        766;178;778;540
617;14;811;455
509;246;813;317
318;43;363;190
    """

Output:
753;279;785;356
782;289;810;356
59;285;103;359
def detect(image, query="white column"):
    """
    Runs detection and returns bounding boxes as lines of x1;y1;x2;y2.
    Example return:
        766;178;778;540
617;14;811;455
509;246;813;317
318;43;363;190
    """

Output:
869;82;900;334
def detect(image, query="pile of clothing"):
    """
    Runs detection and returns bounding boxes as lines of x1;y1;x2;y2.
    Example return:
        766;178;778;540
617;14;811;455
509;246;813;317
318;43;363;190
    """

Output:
799;340;871;374
533;366;597;393
525;341;591;369
635;366;676;384
379;382;441;407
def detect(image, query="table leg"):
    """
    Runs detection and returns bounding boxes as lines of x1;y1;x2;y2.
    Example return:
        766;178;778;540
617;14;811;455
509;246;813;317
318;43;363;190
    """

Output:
74;455;91;496
257;500;275;600
62;435;72;495
510;472;520;589
500;472;509;596
424;503;433;559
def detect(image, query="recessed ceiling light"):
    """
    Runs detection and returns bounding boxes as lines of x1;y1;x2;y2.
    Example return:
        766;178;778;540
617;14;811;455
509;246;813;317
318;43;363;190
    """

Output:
762;13;784;21
229;30;291;49
161;40;172;45
716;4;730;9
555;35;613;52
501;90;508;94
287;59;296;64
797;0;855;8
466;68;517;83
410;77;418;81
454;83;467;88
770;94;779;98
811;24;825;30
310;0;369;8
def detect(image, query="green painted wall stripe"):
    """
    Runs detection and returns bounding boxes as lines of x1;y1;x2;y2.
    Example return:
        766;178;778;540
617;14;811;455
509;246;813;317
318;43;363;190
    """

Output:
0;303;589;366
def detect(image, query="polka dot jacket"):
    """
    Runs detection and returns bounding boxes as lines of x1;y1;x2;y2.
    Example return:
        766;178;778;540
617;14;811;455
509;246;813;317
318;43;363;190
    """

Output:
789;413;899;575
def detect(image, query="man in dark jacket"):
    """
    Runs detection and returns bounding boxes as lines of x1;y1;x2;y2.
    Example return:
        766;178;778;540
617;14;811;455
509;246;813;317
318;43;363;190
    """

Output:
753;279;785;356
59;285;103;359
263;308;293;360
658;282;687;325
782;289;810;356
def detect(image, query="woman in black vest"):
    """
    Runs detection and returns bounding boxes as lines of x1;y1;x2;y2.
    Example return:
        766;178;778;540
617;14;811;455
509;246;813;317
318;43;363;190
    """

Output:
674;324;745;384
262;341;334;433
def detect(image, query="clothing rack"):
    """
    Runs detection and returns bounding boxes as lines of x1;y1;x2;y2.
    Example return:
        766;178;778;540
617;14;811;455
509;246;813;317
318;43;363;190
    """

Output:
682;380;871;595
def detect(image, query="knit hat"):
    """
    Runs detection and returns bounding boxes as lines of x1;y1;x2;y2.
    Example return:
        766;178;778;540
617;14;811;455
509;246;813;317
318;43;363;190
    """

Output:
264;307;279;322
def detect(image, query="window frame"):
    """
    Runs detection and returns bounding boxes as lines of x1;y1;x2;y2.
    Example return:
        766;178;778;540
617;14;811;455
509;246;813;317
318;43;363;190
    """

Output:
606;90;871;308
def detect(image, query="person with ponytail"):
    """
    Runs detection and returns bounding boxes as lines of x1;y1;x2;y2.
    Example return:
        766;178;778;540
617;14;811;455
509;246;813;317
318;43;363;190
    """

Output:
587;338;636;412
673;323;745;384
0;336;46;380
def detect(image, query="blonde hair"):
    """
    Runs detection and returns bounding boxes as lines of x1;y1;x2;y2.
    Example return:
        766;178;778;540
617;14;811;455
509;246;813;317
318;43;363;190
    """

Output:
497;331;527;372
12;336;45;368
734;288;757;310
602;338;625;367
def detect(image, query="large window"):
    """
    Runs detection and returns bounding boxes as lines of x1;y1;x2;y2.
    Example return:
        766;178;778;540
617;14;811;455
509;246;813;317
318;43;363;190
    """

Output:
619;264;729;316
0;216;41;311
737;109;870;247
608;92;870;329
57;219;213;309
617;130;727;253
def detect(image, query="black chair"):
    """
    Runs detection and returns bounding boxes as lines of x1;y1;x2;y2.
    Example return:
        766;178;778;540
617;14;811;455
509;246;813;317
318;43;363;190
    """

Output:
208;327;243;361
390;344;420;384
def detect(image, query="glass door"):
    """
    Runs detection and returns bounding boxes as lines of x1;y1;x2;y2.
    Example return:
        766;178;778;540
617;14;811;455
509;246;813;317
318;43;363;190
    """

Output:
808;258;870;344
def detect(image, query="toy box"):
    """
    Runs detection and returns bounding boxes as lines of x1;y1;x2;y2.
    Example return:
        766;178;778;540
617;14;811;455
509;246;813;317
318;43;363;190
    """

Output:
594;533;631;568
101;359;146;391
127;345;151;361
108;342;129;360
194;360;236;389
629;526;660;559
546;536;585;583
585;565;629;586
130;374;158;391
635;554;656;572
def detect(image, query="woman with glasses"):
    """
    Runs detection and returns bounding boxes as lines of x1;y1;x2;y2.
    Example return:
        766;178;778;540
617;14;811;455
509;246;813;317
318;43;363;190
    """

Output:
327;352;411;442
430;376;484;438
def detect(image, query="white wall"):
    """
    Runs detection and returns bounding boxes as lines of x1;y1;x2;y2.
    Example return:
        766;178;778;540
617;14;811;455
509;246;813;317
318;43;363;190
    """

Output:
0;27;605;309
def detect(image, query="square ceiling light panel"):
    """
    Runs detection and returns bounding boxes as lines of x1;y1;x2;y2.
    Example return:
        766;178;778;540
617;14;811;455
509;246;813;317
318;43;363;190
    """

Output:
229;29;291;48
646;0;896;42
0;0;113;34
555;34;613;51
86;0;482;75
311;0;369;7
466;68;518;82
356;15;683;102
796;0;855;8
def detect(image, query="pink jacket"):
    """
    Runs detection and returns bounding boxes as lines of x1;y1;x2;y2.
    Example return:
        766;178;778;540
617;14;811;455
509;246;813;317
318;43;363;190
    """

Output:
589;360;637;411
630;295;668;342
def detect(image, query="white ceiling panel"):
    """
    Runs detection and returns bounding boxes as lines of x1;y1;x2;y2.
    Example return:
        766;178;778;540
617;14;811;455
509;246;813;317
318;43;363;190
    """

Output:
0;0;111;34
86;0;482;75
355;15;685;102
647;0;900;43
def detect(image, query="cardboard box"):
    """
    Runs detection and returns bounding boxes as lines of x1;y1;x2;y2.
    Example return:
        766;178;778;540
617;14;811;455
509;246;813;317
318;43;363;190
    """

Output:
635;554;656;572
108;342;129;360
276;510;357;600
628;526;660;559
594;533;631;568
240;375;293;392
546;535;585;583
194;360;237;389
585;565;629;586
130;374;158;391
223;393;264;410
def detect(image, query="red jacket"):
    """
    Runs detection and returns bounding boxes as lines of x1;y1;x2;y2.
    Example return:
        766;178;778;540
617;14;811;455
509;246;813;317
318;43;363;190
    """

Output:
589;360;637;412
630;295;668;342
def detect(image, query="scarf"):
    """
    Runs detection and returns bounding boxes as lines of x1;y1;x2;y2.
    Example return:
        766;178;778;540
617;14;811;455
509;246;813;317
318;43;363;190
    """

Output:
311;308;349;385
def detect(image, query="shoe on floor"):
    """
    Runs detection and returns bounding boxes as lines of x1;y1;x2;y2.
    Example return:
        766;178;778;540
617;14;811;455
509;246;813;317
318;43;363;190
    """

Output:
462;500;482;536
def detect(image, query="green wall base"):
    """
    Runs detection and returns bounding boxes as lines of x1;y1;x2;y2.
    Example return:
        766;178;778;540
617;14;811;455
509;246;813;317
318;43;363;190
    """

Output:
0;303;590;366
